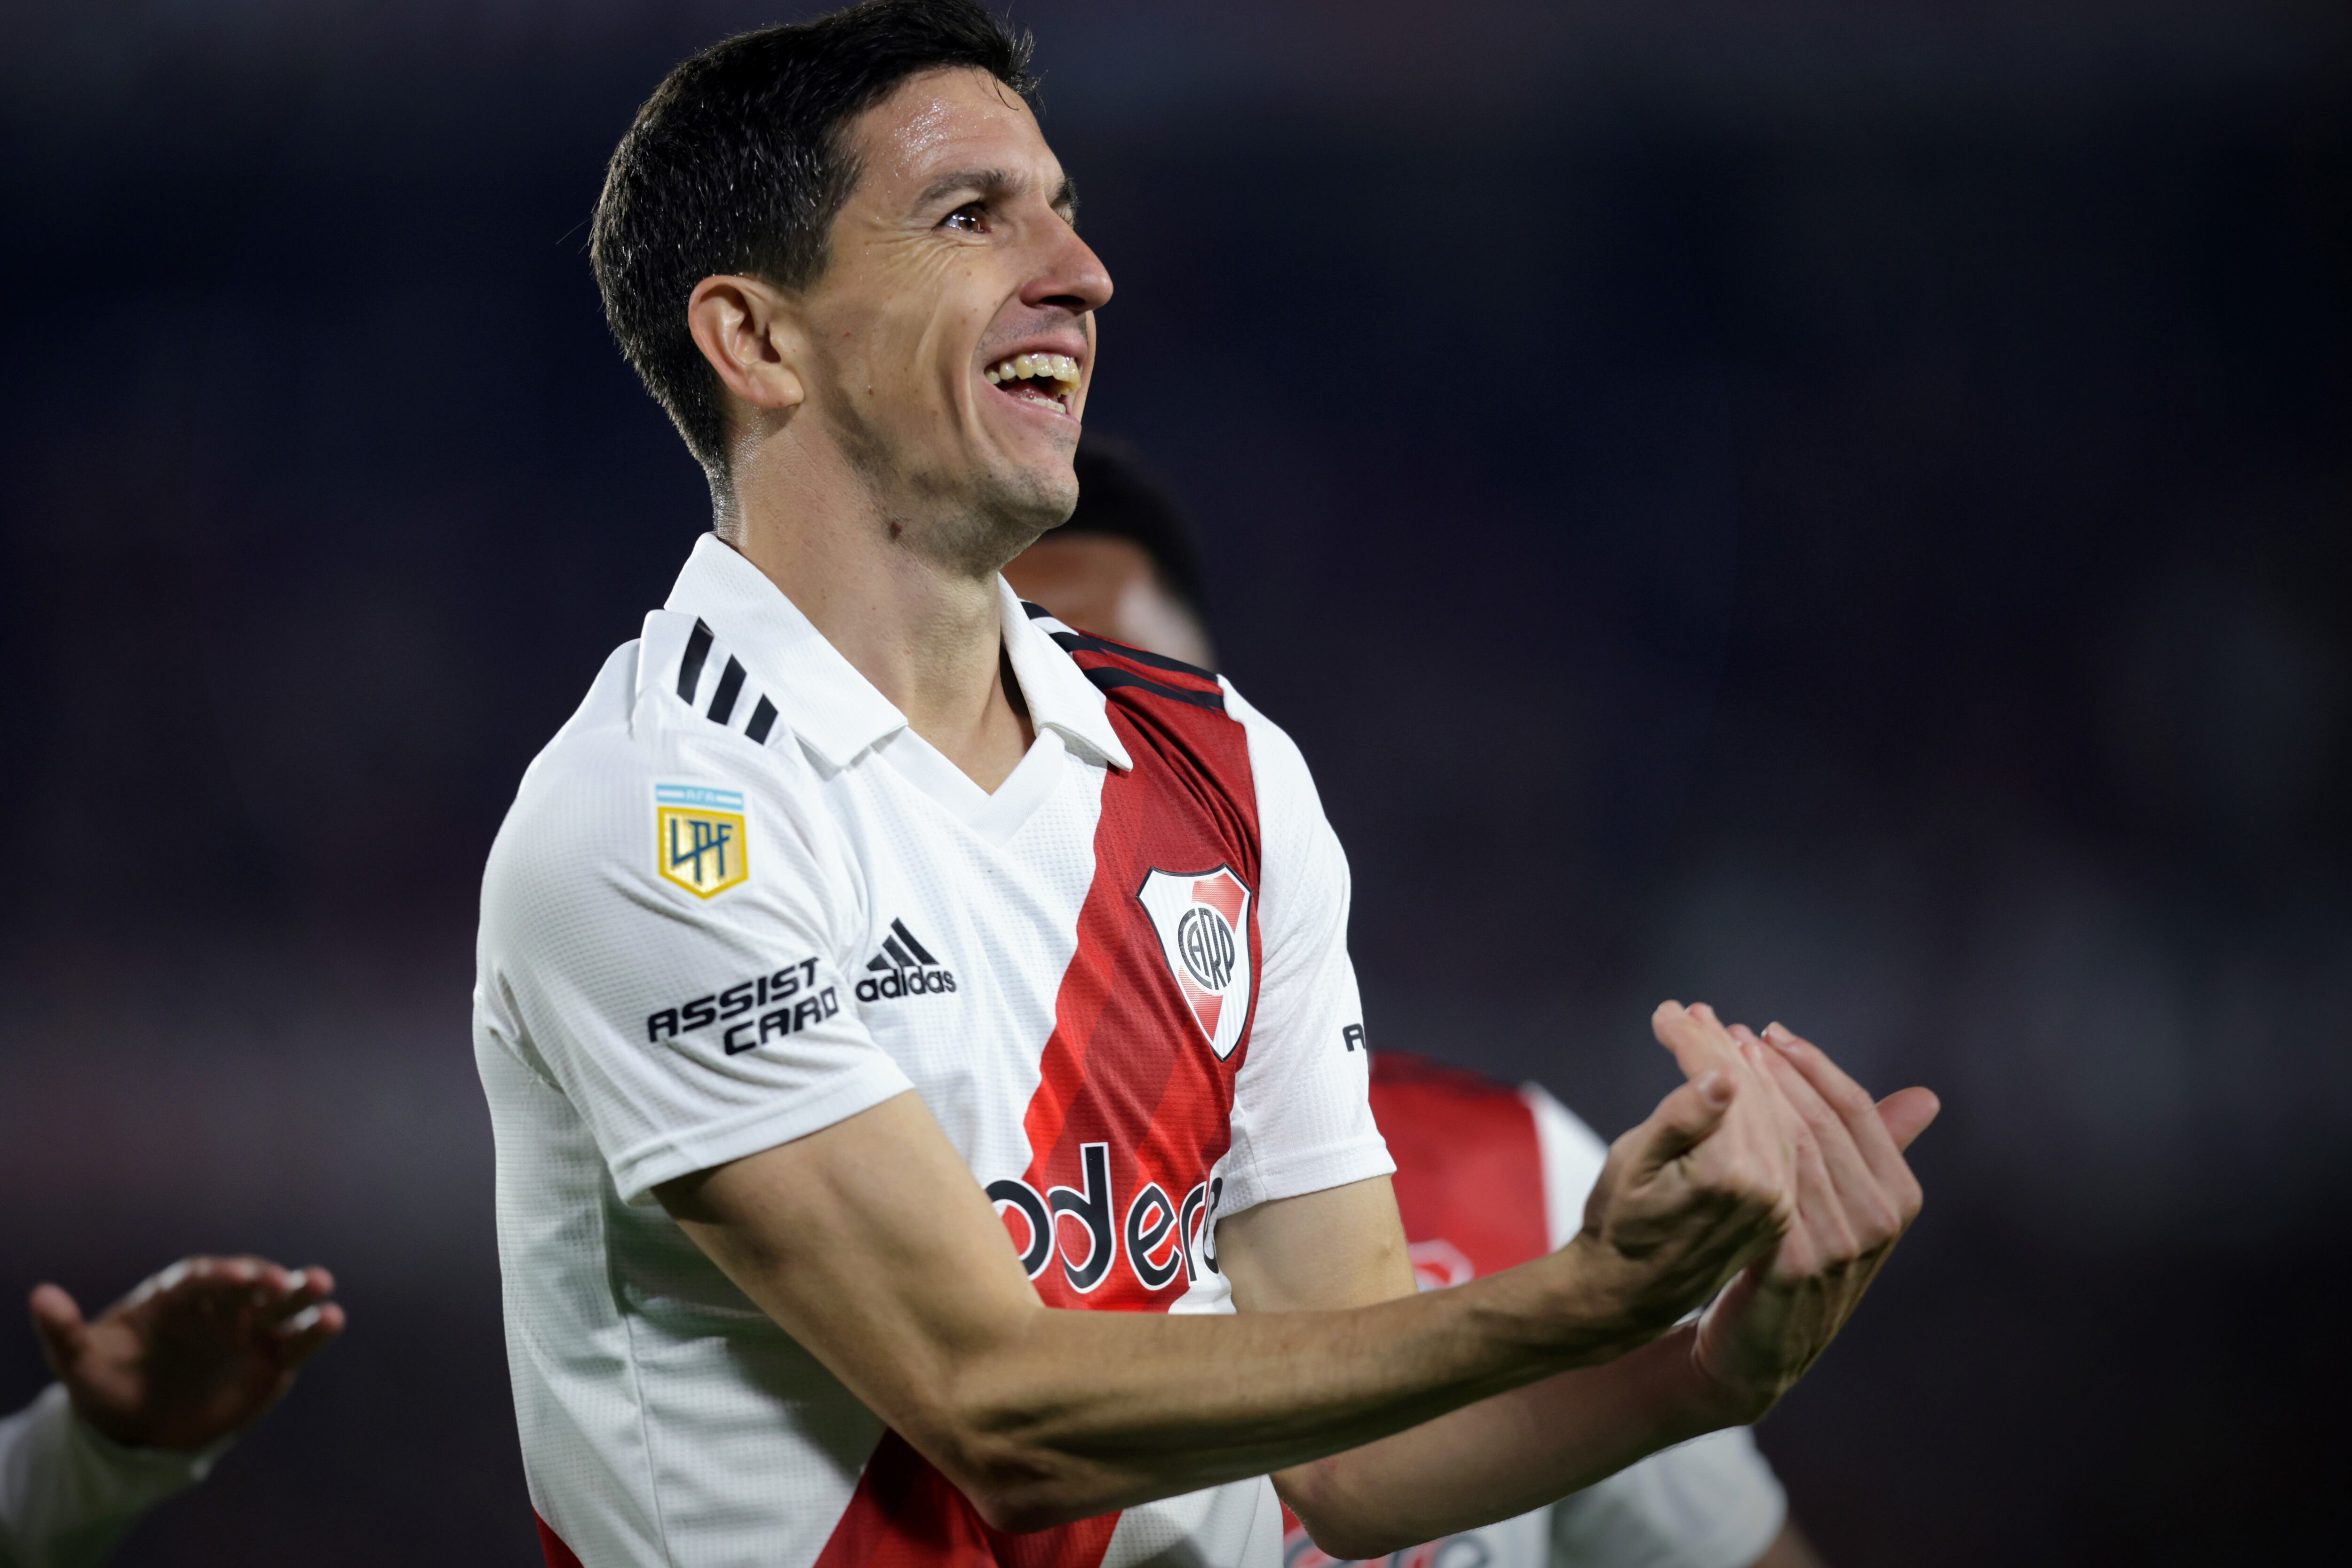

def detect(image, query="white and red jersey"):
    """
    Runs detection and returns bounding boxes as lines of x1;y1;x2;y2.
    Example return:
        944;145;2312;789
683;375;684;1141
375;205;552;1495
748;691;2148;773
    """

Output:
473;534;1391;1568
1276;1054;1787;1568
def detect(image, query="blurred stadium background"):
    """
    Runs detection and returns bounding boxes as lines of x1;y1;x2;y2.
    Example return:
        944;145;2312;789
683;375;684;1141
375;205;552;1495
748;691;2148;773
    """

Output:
2;1;2346;1561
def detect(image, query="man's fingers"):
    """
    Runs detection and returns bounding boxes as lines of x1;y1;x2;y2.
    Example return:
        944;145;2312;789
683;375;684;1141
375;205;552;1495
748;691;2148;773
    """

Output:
27;1284;88;1371
147;1263;257;1327
215;1256;292;1307
147;1255;312;1315
1726;1024;1809;1141
1652;1001;1747;1086
1751;1041;1879;1260
1747;1029;1871;1178
257;1265;337;1327
1760;1024;1932;1242
1876;1086;1941;1151
1762;1024;1919;1179
273;1300;347;1368
1632;1068;1737;1177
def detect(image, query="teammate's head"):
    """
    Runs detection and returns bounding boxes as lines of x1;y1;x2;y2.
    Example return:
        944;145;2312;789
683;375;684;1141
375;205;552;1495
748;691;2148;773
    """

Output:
591;0;1111;570
1002;434;1216;668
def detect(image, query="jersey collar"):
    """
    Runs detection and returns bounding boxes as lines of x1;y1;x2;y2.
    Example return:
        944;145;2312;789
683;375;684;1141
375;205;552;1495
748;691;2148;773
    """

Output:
659;533;1130;774
997;574;1131;772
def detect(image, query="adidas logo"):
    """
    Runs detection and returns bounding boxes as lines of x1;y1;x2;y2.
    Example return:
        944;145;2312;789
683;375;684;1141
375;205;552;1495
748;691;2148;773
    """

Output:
854;918;958;1002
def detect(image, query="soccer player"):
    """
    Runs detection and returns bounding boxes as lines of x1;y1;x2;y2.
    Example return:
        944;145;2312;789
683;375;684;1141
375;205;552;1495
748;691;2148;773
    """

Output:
1006;439;1821;1568
2;1256;343;1568
472;5;1935;1566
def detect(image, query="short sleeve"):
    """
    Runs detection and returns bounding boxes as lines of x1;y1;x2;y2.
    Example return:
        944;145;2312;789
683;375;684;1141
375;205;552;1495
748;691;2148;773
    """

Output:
1216;681;1393;1215
474;704;913;1205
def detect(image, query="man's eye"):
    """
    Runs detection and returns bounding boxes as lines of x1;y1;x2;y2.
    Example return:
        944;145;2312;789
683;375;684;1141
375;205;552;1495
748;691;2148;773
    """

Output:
944;204;986;234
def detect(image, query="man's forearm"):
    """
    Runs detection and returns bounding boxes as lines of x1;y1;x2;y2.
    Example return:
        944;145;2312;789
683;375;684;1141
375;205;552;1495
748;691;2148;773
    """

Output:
1275;1324;1731;1559
658;1095;1710;1531
686;1204;1651;1528
662;1073;1788;1533
927;1250;1659;1524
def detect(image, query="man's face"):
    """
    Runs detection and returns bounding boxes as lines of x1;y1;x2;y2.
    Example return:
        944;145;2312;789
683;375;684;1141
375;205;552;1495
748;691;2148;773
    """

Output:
800;67;1111;571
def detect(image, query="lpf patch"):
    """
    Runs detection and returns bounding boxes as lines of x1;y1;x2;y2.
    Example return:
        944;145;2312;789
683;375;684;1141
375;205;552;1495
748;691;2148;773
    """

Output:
1135;866;1255;1059
655;783;749;899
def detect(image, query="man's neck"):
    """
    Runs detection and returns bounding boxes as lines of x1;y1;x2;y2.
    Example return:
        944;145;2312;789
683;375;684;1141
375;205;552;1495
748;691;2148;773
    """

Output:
723;443;1036;793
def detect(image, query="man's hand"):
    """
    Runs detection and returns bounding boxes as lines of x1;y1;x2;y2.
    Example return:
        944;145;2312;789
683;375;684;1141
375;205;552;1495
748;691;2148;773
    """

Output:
29;1256;346;1451
1241;1002;1924;1558
1565;1002;1802;1341
1687;1017;1937;1422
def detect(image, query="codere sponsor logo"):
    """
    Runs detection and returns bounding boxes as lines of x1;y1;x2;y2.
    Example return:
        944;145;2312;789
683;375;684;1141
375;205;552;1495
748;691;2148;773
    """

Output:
987;1152;1222;1296
856;918;957;1002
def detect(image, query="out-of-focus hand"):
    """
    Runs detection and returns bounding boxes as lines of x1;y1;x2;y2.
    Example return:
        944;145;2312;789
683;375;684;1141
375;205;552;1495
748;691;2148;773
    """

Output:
1567;1002;1802;1341
29;1256;346;1451
1689;1018;1937;1421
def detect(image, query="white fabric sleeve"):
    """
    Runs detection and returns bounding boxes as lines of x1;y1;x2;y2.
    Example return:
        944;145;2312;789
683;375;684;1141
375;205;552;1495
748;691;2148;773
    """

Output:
1547;1429;1788;1568
475;717;914;1204
1524;1086;1788;1568
1214;681;1393;1215
0;1385;221;1568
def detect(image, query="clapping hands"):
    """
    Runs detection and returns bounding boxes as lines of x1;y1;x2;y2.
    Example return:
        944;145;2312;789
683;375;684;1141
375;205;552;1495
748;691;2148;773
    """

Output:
1576;1002;1935;1419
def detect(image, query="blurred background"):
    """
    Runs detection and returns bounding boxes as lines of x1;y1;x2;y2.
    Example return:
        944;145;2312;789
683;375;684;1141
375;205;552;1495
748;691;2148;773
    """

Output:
2;0;2347;1561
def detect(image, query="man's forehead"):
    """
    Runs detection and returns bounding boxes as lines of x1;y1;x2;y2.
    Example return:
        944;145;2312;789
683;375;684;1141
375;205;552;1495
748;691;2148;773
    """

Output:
857;67;1058;193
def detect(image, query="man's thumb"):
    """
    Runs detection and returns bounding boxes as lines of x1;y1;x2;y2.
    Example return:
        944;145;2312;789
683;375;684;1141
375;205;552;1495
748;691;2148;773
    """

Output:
1634;1069;1736;1177
28;1284;87;1373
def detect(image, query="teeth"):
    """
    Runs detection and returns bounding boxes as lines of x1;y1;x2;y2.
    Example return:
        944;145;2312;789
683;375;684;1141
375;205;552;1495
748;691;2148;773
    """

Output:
984;352;1080;392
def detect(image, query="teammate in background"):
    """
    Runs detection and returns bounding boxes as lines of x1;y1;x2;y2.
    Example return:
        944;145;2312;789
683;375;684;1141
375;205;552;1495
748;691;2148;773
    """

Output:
2;1257;343;1568
1005;439;1826;1568
999;437;1217;672
475;5;1933;1565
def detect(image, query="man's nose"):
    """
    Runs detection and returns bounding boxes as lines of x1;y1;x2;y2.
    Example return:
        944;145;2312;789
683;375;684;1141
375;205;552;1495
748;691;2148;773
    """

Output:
1024;222;1112;317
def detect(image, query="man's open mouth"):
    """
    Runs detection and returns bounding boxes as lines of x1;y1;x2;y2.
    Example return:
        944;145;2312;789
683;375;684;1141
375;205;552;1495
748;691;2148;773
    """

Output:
984;353;1080;415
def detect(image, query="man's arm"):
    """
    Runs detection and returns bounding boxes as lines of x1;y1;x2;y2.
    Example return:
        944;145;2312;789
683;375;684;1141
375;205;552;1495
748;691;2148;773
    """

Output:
655;1021;1790;1534
1232;1006;1934;1559
1223;1181;1738;1557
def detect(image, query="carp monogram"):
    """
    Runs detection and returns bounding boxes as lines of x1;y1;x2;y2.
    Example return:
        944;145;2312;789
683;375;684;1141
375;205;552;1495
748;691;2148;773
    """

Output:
1134;866;1255;1059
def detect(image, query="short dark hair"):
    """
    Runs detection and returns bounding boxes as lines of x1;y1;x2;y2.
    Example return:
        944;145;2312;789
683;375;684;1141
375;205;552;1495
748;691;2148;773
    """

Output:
590;0;1036;479
1066;434;1209;617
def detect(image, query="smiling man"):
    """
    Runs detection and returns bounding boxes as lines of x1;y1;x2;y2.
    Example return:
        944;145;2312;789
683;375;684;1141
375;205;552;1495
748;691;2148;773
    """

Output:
471;5;1935;1567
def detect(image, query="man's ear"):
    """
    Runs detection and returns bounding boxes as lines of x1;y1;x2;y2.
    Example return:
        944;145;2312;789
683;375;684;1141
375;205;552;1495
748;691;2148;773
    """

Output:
686;274;807;416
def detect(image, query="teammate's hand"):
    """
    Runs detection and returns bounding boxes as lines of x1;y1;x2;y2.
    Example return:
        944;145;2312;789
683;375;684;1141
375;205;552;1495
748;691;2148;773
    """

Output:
1687;1021;1937;1422
29;1255;346;1451
1566;1002;1800;1340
